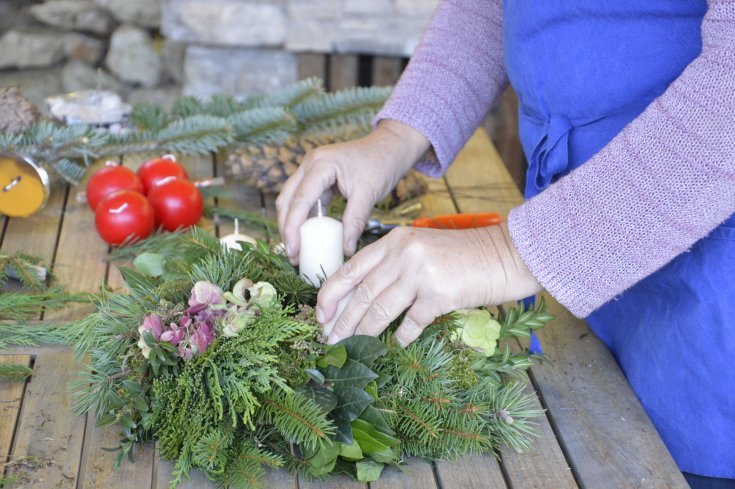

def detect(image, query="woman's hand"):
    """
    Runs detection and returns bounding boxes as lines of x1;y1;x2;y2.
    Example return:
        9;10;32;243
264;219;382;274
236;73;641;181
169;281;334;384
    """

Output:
317;221;542;346
276;120;430;264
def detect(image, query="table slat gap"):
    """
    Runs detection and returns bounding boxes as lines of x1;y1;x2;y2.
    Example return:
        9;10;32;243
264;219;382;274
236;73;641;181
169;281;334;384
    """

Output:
0;354;32;465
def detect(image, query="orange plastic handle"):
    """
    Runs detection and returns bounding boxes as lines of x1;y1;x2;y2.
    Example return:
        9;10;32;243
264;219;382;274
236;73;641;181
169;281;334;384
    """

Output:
411;212;504;229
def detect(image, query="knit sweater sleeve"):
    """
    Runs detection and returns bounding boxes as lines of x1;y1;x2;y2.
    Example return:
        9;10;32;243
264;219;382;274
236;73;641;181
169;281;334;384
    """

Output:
374;0;507;177
508;0;735;318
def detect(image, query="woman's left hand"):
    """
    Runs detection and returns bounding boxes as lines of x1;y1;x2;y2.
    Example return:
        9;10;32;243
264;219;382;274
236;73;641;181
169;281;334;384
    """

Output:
316;221;542;346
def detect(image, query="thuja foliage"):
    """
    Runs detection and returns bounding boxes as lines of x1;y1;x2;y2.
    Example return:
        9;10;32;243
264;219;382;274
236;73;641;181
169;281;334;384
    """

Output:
0;78;390;184
65;227;554;488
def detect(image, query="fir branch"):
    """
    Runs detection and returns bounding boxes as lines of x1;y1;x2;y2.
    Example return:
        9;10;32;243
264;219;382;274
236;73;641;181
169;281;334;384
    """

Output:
500;298;554;339
0;363;33;383
229;107;297;146
257;390;336;449
0;322;70;350
294;86;391;136
250;77;324;109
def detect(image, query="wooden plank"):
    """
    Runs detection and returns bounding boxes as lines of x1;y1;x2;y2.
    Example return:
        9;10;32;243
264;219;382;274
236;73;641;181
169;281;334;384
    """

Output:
369;457;438;489
0;354;31;463
498;379;577;489
435;454;507;489
79;426;155;489
328;54;359;91
372;56;403;86
298;53;328;81
444;129;522;218
8;350;85;488
530;296;689;489
45;163;108;321
299;473;365;489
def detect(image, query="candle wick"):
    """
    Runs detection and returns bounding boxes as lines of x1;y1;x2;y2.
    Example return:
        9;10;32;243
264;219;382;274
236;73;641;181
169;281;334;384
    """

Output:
317;199;323;218
234;218;239;234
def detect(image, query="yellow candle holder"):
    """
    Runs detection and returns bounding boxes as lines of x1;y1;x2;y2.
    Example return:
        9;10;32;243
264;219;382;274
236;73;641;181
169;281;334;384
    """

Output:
0;152;51;218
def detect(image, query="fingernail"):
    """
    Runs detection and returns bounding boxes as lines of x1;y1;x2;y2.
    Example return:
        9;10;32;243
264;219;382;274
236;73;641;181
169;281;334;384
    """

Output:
395;334;407;348
327;333;340;345
346;238;356;254
316;306;325;323
286;243;294;257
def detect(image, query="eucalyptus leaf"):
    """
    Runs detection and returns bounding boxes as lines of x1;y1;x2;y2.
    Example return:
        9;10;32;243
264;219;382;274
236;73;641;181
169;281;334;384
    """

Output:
296;385;338;413
119;267;159;296
305;368;325;384
356;460;384;482
317;344;347;369
323;359;378;390
133;252;166;277
339;335;387;367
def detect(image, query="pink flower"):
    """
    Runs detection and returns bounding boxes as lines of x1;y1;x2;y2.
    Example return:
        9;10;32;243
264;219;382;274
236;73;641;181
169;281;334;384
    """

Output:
160;322;184;346
141;314;162;340
178;347;194;361
188;281;224;308
193;321;215;353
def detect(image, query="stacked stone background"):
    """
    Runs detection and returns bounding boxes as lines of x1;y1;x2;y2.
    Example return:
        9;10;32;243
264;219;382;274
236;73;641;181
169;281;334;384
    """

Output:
0;0;437;110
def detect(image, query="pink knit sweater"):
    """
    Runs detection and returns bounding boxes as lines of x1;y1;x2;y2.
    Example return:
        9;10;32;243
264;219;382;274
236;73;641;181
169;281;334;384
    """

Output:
376;0;735;318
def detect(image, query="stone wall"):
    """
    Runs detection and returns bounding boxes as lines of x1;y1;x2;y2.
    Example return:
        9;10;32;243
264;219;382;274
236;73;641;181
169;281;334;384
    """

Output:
0;0;437;110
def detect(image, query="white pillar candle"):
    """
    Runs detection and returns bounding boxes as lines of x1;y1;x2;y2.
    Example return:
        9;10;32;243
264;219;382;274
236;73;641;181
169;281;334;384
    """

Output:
220;219;257;251
299;200;344;287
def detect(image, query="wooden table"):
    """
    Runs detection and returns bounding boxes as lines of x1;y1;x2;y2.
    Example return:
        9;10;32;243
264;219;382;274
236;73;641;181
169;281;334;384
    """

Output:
0;129;689;489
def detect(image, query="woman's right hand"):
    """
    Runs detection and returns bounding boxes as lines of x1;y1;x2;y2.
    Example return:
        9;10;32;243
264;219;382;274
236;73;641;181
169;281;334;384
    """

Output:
276;120;430;264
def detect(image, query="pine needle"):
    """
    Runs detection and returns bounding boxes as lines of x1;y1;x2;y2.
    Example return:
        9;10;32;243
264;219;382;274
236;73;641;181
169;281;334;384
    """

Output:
0;363;33;383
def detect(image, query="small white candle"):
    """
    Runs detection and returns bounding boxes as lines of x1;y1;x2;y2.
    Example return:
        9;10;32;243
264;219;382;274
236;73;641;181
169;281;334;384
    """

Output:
299;200;344;287
220;219;257;251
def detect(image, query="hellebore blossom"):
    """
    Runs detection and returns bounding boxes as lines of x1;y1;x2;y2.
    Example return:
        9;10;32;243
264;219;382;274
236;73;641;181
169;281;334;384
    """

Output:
248;281;277;309
222;306;256;337
223;278;254;307
137;314;163;359
453;309;502;357
189;281;225;309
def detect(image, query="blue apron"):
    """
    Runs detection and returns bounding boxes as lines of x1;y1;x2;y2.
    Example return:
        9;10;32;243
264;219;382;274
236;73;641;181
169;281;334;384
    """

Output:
503;0;735;478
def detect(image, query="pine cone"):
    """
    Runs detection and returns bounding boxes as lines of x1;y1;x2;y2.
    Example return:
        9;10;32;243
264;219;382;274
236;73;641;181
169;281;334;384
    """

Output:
0;86;40;135
226;135;428;204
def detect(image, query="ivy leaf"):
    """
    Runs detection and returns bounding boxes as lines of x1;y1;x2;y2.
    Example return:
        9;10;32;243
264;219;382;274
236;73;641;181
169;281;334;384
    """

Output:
331;387;374;443
359;405;395;436
356;460;385;482
323;359;378;389
339;335;387;367
332;458;357;479
296;385;338;413
133;252;166;277
351;418;400;464
339;440;364;461
302;441;340;476
317;344;347;369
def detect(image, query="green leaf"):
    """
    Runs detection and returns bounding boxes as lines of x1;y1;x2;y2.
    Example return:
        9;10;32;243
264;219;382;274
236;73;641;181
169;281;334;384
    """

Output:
365;380;378;400
339;440;363;461
358;405;395;436
356;460;384;482
331;387;374;443
351;418;400;464
296;385;338;413
340;335;387;367
133;252;166;277
317;344;347;368
305;368;325;384
332;458;357;479
323;359;378;390
303;442;340;476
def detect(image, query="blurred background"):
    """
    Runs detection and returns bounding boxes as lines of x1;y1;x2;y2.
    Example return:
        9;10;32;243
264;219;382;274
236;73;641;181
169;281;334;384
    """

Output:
0;0;524;189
